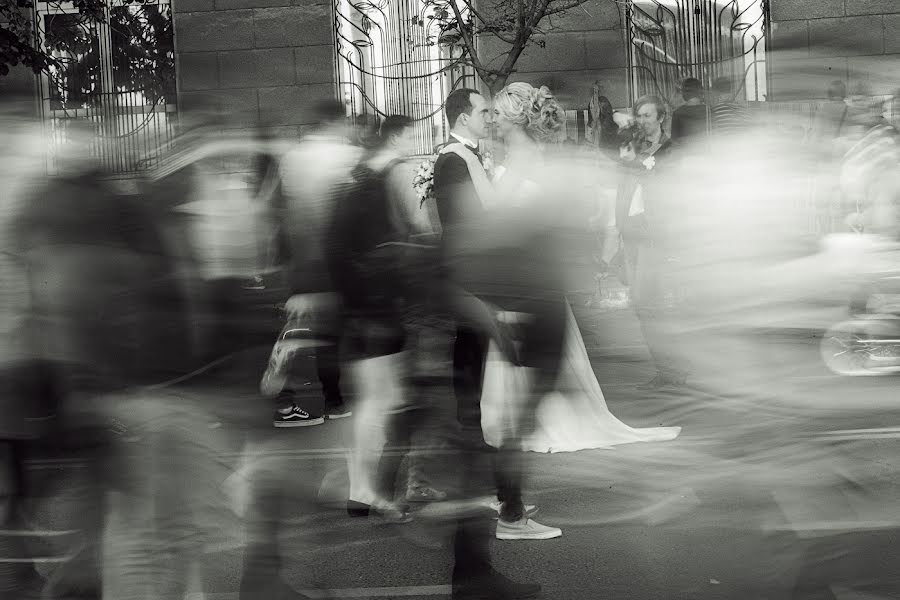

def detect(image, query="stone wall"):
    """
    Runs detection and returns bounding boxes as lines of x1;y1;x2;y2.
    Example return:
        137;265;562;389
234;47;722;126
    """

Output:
475;0;900;107
477;0;629;108
172;0;337;135
769;0;900;100
0;64;40;120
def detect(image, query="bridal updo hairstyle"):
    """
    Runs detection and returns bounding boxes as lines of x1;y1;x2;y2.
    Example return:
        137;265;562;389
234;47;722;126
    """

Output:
493;82;565;144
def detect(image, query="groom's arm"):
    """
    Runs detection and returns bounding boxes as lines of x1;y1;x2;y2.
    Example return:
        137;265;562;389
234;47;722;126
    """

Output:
433;153;479;228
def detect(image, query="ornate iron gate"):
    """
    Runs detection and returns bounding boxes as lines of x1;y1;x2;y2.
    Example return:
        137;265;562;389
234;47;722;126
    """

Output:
333;0;477;154
34;0;178;174
626;0;770;105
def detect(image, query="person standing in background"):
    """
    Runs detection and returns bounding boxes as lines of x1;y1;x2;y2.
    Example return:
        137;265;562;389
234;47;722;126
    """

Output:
670;78;709;150
709;77;753;136
615;95;689;391
587;82;621;158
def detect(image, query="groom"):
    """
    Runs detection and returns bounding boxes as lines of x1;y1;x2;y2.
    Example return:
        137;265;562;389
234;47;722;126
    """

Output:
433;87;492;436
432;88;544;600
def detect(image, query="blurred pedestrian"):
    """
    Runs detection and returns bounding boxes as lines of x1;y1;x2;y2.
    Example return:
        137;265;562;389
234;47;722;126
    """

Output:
810;80;851;235
273;100;361;426
327;115;421;519
12;155;223;600
0;79;64;600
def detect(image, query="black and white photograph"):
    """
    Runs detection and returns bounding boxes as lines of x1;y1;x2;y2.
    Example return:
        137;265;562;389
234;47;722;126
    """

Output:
1;0;900;598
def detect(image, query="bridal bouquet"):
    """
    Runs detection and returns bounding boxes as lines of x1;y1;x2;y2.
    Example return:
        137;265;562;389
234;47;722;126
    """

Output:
480;149;495;179
413;154;438;209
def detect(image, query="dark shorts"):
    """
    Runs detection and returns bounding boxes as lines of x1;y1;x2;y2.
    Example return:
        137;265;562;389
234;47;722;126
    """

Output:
0;360;60;441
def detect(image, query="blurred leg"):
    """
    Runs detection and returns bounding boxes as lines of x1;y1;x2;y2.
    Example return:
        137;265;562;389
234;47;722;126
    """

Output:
347;351;406;506
374;403;423;503
239;459;286;600
316;342;342;410
0;442;40;598
453;327;487;422
452;328;503;496
634;245;688;381
495;296;567;522
316;306;344;412
450;322;496;585
238;418;325;600
102;397;219;600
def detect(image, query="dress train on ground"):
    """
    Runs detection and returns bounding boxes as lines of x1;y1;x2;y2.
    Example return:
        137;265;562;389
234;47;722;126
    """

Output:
481;303;681;453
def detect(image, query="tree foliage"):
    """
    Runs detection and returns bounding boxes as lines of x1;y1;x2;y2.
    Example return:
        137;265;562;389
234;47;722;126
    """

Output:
422;0;596;95
0;0;103;76
1;0;174;106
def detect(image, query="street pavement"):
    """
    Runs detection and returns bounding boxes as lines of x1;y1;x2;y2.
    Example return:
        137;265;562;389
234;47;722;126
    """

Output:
27;296;900;600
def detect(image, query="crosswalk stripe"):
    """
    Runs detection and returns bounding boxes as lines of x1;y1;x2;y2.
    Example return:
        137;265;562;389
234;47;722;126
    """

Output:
817;434;900;441
0;529;80;536
306;585;451;598
186;585;452;599
821;427;900;435
812;427;900;441
831;585;897;599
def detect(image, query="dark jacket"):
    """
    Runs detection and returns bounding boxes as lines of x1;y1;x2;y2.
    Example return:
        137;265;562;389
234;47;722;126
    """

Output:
671;103;709;146
615;137;673;243
432;151;485;230
328;161;407;314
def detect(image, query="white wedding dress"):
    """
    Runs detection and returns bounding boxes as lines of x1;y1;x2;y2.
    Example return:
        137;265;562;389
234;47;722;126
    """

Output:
479;158;681;453
480;304;681;452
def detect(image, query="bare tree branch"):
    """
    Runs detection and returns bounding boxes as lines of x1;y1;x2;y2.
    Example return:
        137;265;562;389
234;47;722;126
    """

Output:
533;0;552;24
477;27;518;45
456;0;500;30
544;0;593;16
423;0;601;94
517;0;525;39
446;0;490;82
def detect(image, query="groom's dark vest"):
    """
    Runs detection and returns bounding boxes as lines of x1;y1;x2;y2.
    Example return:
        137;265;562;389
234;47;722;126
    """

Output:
432;142;486;230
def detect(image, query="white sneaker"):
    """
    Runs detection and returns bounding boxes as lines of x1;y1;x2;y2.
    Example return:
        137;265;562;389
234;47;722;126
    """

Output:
496;517;562;540
487;500;538;519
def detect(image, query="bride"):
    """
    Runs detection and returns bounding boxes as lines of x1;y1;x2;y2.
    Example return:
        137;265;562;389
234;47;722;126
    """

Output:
478;82;681;453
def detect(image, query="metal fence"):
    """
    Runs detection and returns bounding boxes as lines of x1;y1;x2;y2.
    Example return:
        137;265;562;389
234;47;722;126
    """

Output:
334;0;477;155
34;0;178;175
626;0;770;105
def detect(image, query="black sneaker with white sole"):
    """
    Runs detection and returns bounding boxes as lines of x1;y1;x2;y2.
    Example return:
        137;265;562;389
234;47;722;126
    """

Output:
273;405;324;428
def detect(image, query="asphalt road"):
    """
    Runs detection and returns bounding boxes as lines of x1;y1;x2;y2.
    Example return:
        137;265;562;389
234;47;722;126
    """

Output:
26;300;900;600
